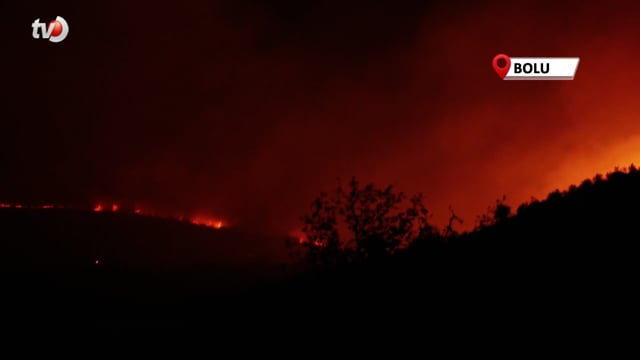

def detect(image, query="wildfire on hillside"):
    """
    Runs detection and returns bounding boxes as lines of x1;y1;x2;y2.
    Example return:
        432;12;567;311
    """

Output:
0;202;226;230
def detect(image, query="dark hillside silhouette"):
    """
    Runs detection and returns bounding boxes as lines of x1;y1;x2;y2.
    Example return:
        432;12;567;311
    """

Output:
0;208;287;328
2;167;639;331
0;208;286;271
448;166;640;270
273;168;640;330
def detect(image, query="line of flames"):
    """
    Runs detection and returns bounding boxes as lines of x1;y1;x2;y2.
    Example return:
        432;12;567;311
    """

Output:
0;202;224;230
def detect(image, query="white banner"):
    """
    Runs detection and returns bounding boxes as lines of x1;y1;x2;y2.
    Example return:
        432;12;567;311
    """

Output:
493;54;580;80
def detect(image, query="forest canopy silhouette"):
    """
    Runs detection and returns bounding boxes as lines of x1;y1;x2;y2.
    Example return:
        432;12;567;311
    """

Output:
289;165;640;273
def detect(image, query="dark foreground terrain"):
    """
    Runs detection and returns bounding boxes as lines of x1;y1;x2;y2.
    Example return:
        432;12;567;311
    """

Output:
2;169;640;336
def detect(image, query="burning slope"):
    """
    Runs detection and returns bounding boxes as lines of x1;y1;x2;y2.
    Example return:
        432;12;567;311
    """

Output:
0;202;226;230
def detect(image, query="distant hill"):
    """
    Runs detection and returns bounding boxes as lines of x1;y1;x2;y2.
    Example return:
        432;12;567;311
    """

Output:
0;208;287;271
0;207;294;328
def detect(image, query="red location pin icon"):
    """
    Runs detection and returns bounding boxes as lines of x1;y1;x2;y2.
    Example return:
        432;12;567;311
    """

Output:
492;54;511;80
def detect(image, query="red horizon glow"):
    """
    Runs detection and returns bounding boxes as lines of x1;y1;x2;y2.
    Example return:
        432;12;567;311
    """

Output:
5;1;640;243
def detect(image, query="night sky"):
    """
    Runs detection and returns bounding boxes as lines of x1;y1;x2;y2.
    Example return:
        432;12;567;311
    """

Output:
4;0;640;236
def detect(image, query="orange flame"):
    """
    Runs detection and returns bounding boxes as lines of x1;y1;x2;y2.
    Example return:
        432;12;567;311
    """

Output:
190;217;224;229
290;229;325;247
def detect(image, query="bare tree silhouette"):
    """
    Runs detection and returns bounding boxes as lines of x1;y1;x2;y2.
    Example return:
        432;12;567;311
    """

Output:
295;177;434;266
443;206;463;237
476;195;512;229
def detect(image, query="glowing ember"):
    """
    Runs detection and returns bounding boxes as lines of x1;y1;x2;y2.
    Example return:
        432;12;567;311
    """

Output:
111;204;119;212
288;229;307;245
95;259;100;265
134;208;142;214
290;230;324;247
0;203;10;208
41;205;54;209
93;204;103;212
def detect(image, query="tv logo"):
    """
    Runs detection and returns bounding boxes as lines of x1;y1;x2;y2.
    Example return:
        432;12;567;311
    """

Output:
32;16;69;43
